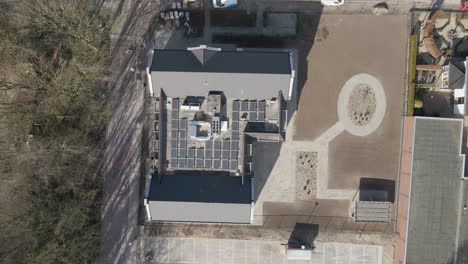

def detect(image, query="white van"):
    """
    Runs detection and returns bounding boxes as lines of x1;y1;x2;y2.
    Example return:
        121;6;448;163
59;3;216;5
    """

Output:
287;248;313;260
212;0;237;8
320;0;344;6
285;243;314;260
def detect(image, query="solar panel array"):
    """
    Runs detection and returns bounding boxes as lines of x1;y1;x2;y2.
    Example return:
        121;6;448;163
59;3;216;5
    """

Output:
233;99;266;122
170;98;239;171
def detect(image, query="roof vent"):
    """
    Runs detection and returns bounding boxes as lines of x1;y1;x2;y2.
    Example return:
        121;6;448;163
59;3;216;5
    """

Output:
187;45;221;65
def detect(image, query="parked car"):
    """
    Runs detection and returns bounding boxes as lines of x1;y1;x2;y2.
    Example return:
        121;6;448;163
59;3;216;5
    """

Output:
320;0;344;6
461;0;468;10
212;0;237;8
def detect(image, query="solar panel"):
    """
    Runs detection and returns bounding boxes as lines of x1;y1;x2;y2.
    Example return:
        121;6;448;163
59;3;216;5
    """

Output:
249;100;257;111
172;110;178;119
258;100;266;112
258;111;265;121
186;159;194;168
177;148;185;158
250;112;257;121
214;150;221;159
196;159;203;168
188;148;195;158
178;159;186;168
206;140;213;149
172;98;179;109
171;158;177;167
180;118;187;129
222;150;229;159
230;160;238;170
222;160;229;169
179;139;186;148
231;141;239;150
223;140;230;150
232;100;240;111
171;149;178;158
230;150;237;160
197;148;204;159
204;159;212;168
213;160;221;169
171;129;178;139
214;140;221;150
179;130;186;139
232;111;239;120
232;121;239;131
172;119;179;129
232;131;239;140
171;138;178;148
241;100;248;111
205;149;212;159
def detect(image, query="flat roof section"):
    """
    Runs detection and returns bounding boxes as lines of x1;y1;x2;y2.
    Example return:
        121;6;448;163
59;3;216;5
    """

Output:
148;172;251;204
406;117;465;264
148;201;251;223
147;173;252;223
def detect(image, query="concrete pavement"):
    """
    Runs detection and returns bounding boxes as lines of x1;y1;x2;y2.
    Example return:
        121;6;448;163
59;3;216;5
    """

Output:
140;237;384;264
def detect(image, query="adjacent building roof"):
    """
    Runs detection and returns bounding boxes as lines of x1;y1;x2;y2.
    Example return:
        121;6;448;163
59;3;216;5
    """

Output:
150;46;292;99
453;57;468;115
449;58;466;90
147;172;252;223
405;117;466;264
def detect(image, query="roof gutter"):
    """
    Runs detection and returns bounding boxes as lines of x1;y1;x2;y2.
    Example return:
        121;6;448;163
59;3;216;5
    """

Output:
250;177;255;224
147;50;155;97
288;52;295;100
144;198;152;221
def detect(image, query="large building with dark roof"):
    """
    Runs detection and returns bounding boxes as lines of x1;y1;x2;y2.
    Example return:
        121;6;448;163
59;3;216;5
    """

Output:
144;45;296;223
395;117;468;264
148;46;294;100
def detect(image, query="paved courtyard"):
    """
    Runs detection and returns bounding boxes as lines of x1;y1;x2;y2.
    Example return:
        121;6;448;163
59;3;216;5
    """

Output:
252;15;405;237
142;237;383;264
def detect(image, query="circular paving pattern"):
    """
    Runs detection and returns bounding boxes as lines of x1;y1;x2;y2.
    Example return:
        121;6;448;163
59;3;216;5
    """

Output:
337;74;386;136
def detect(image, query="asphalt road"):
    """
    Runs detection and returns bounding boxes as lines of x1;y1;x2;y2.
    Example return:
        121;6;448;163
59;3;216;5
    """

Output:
99;1;163;263
100;44;144;264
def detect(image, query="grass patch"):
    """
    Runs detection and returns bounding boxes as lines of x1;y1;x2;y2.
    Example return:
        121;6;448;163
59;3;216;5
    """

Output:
406;34;418;116
0;0;109;263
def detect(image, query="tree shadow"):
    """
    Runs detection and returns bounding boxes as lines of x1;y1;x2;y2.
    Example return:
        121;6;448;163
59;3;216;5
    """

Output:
288;223;319;245
250;137;283;200
422;91;454;118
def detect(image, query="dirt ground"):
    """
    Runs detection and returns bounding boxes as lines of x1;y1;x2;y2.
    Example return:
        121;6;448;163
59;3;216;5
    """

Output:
294;15;407;190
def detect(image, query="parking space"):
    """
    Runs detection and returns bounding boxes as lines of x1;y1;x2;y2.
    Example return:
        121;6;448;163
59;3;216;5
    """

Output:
142;237;383;264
